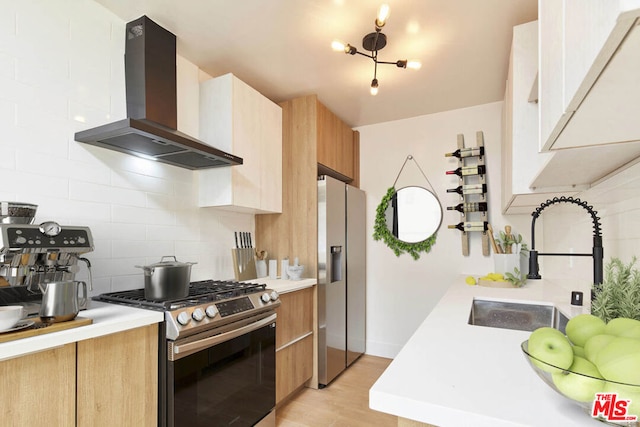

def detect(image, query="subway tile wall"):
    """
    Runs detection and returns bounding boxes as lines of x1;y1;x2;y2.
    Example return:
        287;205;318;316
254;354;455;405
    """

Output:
0;1;253;295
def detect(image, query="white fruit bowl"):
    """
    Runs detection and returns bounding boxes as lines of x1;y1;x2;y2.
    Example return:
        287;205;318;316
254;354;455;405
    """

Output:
521;340;640;427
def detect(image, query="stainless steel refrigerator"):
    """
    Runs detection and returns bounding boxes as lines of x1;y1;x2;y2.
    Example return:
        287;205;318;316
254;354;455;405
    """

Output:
318;175;366;386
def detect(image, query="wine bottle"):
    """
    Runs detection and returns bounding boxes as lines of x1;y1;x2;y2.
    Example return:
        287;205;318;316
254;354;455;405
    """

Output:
444;147;484;159
445;165;486;177
447;202;488;213
447;221;488;232
446;184;487;195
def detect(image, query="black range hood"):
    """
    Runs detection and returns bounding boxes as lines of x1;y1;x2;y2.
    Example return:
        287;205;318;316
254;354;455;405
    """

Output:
75;16;242;170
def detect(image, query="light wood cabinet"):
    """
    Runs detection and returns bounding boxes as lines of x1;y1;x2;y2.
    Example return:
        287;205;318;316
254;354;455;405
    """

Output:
275;286;315;404
0;324;158;427
77;324;158;427
317;101;357;182
0;343;76;426
198;73;283;214
276;335;313;403
255;95;356;399
255;95;359;273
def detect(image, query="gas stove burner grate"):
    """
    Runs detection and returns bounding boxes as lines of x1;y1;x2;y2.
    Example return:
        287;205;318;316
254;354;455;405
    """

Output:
94;280;267;311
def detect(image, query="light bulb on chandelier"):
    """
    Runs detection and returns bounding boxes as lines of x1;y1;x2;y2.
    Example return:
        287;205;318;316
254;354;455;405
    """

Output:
370;79;379;96
332;4;421;95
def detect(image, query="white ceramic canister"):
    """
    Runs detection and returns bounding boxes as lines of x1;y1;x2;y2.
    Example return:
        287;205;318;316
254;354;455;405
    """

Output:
269;259;278;279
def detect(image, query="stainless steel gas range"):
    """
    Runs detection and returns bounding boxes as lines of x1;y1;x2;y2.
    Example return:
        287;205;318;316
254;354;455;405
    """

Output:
95;280;280;427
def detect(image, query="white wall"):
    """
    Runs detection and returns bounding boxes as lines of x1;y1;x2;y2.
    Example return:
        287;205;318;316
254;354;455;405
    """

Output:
0;0;253;295
358;102;530;358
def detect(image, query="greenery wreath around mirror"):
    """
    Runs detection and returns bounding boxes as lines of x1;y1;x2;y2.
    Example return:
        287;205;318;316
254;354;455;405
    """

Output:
373;186;438;260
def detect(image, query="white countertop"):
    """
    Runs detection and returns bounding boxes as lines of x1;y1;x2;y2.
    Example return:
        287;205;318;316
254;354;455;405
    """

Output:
0;301;163;362
369;277;603;427
251;277;316;294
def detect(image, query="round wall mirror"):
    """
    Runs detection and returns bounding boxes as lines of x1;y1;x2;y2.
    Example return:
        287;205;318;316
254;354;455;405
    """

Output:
385;186;443;243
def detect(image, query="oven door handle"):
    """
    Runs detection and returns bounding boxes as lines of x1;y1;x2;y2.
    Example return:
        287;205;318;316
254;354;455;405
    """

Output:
172;313;277;359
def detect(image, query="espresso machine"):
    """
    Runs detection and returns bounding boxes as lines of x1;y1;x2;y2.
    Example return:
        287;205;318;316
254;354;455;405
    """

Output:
0;221;94;317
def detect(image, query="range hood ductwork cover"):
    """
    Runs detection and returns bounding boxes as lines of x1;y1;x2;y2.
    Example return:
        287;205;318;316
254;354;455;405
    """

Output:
74;15;242;170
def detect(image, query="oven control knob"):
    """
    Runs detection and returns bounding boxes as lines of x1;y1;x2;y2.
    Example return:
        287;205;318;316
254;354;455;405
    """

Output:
192;308;205;322
261;293;271;303
205;305;218;318
177;311;191;326
269;291;279;301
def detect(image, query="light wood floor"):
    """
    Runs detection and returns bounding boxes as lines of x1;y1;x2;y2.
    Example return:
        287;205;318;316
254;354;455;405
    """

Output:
276;355;398;427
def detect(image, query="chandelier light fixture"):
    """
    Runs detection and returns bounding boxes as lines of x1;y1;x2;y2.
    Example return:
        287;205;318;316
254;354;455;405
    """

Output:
332;4;421;95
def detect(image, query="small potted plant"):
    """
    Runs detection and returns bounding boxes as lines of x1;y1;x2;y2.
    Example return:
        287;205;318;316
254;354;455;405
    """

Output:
591;257;640;322
493;225;529;286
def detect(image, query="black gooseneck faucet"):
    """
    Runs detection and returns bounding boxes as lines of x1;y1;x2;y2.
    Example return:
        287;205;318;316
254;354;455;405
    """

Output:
527;197;603;297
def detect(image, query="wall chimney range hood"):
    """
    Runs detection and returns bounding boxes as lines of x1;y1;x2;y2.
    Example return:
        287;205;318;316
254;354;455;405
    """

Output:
75;16;242;170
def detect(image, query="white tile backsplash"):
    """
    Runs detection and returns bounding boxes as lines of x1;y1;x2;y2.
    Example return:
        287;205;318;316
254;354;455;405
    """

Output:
540;160;640;282
0;8;15;38
0;52;14;79
0;0;254;294
0;170;68;198
0;75;37;103
70;180;146;207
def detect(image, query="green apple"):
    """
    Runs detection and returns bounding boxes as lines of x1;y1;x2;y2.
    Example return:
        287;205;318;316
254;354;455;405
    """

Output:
605;317;640;339
528;327;573;373
572;345;585;358
584;334;616;365
603;381;640;419
552;356;605;402
566;314;606;346
595;337;640;385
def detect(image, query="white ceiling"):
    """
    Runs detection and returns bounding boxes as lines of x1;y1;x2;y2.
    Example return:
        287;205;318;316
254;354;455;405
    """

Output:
94;0;538;128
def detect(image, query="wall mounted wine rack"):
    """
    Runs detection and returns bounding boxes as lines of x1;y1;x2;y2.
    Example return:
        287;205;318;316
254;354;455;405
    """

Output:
445;131;490;256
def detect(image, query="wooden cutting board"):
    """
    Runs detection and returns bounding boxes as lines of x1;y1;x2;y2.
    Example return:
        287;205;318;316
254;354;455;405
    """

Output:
0;316;93;344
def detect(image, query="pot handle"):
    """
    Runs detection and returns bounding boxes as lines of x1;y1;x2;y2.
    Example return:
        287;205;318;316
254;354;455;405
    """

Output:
159;256;197;265
134;265;154;275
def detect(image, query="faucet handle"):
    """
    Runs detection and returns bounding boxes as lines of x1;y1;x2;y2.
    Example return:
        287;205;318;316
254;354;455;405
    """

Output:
527;250;542;279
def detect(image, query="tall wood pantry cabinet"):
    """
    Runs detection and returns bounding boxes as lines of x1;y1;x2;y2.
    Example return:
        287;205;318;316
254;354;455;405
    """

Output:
255;94;359;276
256;95;359;397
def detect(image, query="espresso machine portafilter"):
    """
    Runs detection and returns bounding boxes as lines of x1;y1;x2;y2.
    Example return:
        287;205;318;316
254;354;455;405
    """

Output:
0;221;94;316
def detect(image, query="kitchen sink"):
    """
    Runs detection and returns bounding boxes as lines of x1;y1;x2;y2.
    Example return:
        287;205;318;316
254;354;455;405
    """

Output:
468;298;569;333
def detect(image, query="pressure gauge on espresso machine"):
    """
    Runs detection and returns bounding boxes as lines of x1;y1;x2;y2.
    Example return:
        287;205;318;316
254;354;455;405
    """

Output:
39;221;62;237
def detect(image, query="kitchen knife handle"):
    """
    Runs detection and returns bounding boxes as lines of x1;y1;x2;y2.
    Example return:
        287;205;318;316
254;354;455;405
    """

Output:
248;232;252;248
234;232;239;248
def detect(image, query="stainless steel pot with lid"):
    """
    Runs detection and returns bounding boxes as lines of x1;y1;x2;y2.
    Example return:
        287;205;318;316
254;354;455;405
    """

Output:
135;256;196;300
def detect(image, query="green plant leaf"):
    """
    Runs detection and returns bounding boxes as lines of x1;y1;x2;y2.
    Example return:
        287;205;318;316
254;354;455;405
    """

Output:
591;257;640;322
504;267;527;287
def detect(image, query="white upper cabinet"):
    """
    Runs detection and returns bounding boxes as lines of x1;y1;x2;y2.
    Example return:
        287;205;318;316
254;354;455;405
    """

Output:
502;21;579;214
197;74;282;213
539;0;640;151
528;1;640;191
